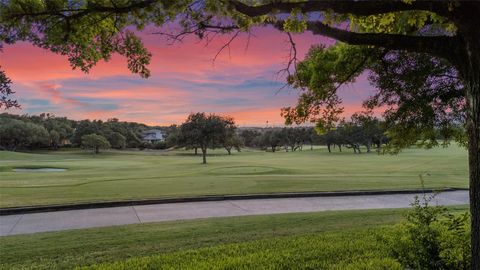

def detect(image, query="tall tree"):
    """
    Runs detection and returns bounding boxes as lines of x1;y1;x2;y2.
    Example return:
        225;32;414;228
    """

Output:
1;1;479;267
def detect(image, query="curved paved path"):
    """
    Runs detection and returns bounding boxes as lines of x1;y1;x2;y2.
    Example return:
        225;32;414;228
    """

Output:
0;190;468;236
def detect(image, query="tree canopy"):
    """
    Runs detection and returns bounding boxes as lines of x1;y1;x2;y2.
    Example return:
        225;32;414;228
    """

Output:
81;133;111;154
179;112;236;164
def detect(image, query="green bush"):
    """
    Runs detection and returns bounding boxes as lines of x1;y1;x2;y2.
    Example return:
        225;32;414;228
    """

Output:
382;193;471;270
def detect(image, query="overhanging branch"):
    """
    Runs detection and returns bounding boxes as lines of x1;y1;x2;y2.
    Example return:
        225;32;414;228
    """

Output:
230;0;452;17
273;20;456;62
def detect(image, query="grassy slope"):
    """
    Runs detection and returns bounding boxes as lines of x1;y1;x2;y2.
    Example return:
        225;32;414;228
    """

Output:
0;145;468;207
82;230;401;270
0;206;469;270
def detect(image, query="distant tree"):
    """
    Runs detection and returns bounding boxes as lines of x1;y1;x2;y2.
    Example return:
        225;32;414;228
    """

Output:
40;114;75;147
322;128;345;153
260;129;283;153
180;113;234;164
223;132;243;155
165;125;182;149
49;130;60;150
71;120;102;146
307;127;321;150
0;116;49;151
339;122;364;154
239;129;261;148
106;132;126;149
81;134;110;154
103;118;144;148
179;116;202;156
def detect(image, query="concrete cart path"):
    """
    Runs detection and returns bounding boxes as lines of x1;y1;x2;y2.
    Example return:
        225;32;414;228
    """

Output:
0;190;469;236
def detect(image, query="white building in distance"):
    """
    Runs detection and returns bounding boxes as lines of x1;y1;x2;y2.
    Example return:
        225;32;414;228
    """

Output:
141;129;165;143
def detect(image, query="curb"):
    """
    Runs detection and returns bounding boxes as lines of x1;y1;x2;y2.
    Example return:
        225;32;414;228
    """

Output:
0;187;468;216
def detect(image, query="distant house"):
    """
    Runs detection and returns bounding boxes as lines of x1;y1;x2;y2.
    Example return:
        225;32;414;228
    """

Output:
141;129;165;143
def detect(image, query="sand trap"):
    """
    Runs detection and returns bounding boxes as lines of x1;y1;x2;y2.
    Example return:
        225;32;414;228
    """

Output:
14;168;66;172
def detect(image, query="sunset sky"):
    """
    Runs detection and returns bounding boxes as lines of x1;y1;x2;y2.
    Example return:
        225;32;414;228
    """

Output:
1;26;375;126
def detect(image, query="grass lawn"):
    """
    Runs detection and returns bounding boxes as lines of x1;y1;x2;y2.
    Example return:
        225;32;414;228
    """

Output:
0;206;469;270
0;145;468;207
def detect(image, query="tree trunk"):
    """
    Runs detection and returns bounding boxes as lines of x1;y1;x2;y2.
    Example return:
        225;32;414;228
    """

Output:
465;65;480;270
455;30;480;269
201;148;207;164
327;143;331;153
338;144;342;152
194;147;198;155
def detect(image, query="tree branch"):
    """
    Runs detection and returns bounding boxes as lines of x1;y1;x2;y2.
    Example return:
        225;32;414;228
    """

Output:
291;21;457;61
230;0;452;18
7;0;160;20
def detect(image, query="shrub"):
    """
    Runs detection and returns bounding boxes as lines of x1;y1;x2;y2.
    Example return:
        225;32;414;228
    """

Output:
382;193;471;270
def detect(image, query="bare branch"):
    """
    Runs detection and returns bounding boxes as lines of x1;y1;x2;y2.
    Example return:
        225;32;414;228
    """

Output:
213;30;241;62
275;32;298;91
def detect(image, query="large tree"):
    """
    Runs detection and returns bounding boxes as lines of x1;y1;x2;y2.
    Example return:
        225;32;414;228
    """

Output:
1;1;479;267
180;112;234;164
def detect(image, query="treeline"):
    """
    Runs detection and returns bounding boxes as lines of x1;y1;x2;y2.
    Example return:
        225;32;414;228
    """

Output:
2;112;455;155
0;113;158;151
234;113;389;154
0;112;388;155
165;112;389;157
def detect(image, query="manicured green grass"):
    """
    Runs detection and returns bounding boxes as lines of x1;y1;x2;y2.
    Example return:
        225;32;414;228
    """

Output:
81;230;401;270
0;208;407;270
0;145;468;207
0;206;469;270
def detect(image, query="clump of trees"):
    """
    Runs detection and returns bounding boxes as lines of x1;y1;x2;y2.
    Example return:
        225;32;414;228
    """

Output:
0;113;165;152
175;112;241;164
235;116;388;154
0;116;49;151
254;128;314;153
322;113;388;154
70;118;146;149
